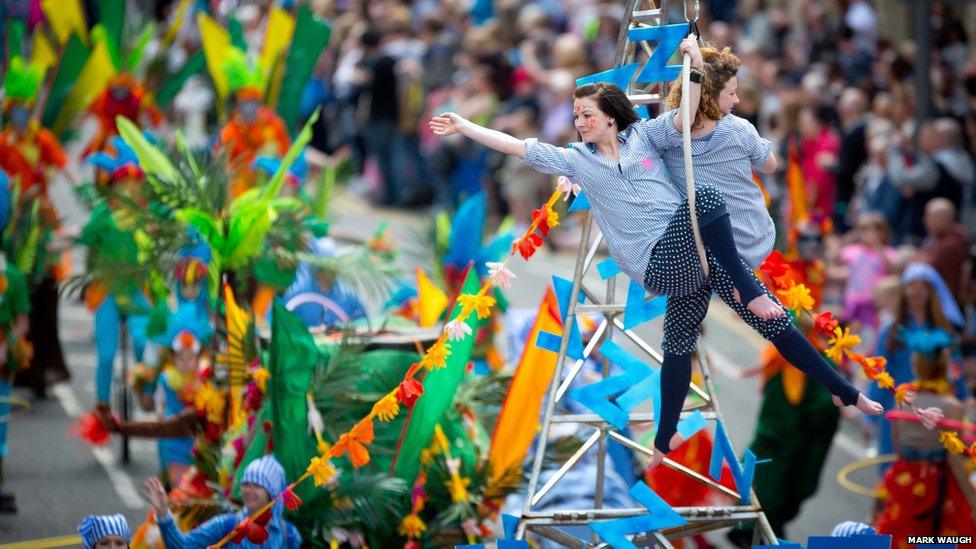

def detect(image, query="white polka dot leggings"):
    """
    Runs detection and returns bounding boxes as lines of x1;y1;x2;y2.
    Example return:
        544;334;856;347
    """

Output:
642;186;861;454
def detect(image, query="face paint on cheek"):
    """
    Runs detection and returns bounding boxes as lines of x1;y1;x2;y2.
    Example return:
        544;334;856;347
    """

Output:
586;118;597;129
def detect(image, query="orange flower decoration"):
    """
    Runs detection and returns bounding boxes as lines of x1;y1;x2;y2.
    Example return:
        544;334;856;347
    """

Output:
849;353;888;378
331;419;375;467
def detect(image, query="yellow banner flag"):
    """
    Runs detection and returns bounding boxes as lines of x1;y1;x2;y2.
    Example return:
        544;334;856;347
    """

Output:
30;33;58;73
488;288;561;485
416;268;448;327
197;12;231;100
52;39;117;136
260;8;295;79
41;0;88;45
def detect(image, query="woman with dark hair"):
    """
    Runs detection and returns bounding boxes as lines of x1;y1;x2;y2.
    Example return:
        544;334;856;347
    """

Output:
430;36;882;467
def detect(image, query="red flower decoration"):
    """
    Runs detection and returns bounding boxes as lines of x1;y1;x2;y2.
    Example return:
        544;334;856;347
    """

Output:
74;412;111;446
759;250;790;281
531;208;551;236
813;311;839;337
282;486;302;511
405;541;422;549
396;377;424;408
245;521;269;544
514;233;544;260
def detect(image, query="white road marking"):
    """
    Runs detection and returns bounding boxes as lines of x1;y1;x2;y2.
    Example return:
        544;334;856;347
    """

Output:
50;383;145;510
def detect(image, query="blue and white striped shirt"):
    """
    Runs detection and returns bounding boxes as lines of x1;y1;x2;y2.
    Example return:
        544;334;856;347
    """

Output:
522;117;684;283
649;112;775;269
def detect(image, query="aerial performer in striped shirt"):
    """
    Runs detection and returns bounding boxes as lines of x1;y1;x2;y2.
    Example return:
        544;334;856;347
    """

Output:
430;36;883;468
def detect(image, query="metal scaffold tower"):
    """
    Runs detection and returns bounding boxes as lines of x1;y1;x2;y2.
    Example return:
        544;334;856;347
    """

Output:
514;1;779;546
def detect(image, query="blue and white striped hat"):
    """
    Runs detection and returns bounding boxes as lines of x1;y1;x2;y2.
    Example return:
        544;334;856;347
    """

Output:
241;454;286;500
77;514;131;549
831;521;876;537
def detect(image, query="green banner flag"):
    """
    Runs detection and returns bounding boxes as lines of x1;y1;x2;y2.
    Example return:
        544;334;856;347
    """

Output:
236;302;321;502
393;266;485;482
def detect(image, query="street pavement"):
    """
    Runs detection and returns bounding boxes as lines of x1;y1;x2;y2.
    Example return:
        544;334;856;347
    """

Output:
0;177;880;545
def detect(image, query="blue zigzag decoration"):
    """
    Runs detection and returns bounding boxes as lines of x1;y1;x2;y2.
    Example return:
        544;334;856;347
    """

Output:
536;276;585;360
576;62;641;90
567;339;654;429
597;257;622;280
710;420;759;504
627;24;687;84
589;481;687;549
623;280;667;330
677;410;708;440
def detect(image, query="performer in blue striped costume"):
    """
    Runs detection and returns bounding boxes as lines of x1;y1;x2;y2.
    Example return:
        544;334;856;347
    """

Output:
146;454;301;548
430;36;883;468
77;514;131;548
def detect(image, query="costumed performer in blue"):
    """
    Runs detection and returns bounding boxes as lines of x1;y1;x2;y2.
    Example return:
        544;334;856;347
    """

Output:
80;137;152;412
145;454;301;548
77;514;131;548
430;35;883;469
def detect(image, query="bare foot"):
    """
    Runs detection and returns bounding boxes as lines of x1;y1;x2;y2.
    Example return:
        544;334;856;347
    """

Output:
647;432;686;469
647;449;666;469
833;394;884;416
746;294;786;320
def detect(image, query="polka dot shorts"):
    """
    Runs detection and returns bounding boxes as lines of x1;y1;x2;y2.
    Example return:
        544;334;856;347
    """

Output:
643;185;729;297
639;184;792;354
661;253;793;354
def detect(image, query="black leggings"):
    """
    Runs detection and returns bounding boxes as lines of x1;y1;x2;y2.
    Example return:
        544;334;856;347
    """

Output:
642;186;861;453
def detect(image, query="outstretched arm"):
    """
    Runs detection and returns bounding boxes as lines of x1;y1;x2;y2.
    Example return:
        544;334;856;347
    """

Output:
431;113;578;179
430;113;527;158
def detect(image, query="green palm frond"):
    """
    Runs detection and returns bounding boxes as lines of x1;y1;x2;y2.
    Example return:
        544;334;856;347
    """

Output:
453;371;512;429
295;248;401;304
117;117;179;182
310;338;374;424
